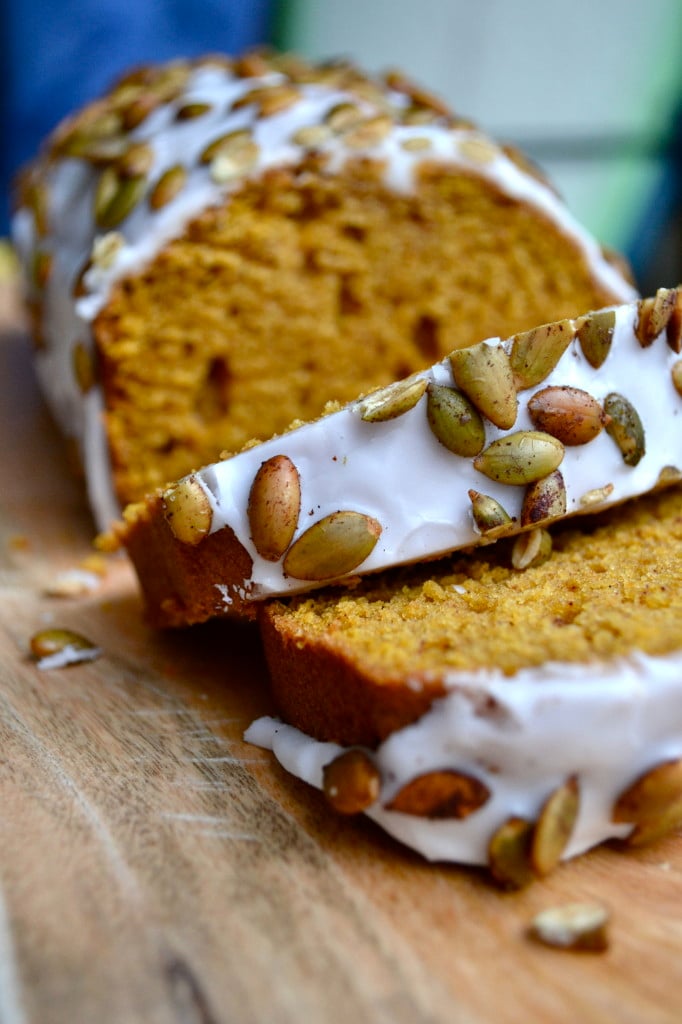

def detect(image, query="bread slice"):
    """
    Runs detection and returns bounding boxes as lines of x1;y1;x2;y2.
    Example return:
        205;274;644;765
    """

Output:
249;484;682;884
12;50;635;528
119;289;682;626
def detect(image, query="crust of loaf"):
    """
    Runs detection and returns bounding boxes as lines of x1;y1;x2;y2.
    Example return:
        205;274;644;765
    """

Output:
119;494;255;626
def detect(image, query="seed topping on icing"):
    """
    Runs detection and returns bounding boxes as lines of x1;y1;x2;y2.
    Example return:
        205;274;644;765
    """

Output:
358;375;427;422
603;393;646;466
163;476;213;545
247;454;301;562
468;490;513;535
282;511;382;581
520;470;566;526
385;769;490;819
527;386;608;446
322;750;381;815
488;817;536;889
473;431;564;486
530;776;580;876
510;319;575;390
612;757;682;847
426;383;486;457
575;309;616;368
449;342;517;430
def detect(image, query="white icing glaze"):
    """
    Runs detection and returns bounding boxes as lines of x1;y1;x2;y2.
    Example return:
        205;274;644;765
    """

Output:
244;649;682;865
196;299;680;611
12;59;636;531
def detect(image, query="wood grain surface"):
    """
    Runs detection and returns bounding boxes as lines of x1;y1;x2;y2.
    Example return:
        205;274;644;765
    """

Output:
1;279;681;1024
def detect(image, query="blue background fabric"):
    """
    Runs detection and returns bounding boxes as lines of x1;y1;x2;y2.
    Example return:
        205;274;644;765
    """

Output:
1;0;272;230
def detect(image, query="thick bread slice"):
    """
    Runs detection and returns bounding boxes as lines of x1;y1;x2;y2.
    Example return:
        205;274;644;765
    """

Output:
119;289;682;626
249;484;682;880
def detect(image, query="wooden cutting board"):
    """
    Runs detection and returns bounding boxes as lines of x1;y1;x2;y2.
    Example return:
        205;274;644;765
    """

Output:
1;279;681;1024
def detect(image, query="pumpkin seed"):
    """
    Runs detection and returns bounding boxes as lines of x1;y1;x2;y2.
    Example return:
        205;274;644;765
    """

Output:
200;129;254;164
527;386;608;446
511;527;553;570
117;141;154;179
358;375;427;422
579;482;614;508
635;288;676;347
283;511;381;581
385;769;490;819
529;903;609;952
531;776;580;876
449;342;517;429
488;816;536;889
510;319;574;389
603;393;645;466
474;431;564;485
30;628;96;660
323;749;381;815
163;476;212;545
426;383;485;457
666;288;682;353
149;165;188;210
575;309;616;368
521;470;566;526
95;170;146;229
468;490;513;534
291;124;333;148
176;101;213;120
612;758;682;830
247;454;301;562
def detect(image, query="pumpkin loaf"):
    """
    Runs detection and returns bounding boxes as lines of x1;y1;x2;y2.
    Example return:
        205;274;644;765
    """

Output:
118;289;682;626
12;50;635;529
248;483;682;885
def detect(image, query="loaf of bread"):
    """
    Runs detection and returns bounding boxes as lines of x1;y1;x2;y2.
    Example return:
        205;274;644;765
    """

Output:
248;483;682;885
12;50;636;529
119;289;682;626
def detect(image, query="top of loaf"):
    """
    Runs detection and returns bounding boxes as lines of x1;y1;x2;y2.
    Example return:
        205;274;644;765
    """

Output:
14;48;634;323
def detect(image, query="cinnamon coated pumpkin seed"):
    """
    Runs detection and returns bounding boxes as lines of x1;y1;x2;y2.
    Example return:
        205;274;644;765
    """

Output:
521;470;566;526
149;165;188;210
247;454;301;562
510;319;574;389
527;386;608;446
575;309;616;368
385;769;490;819
426;383;485;457
612;757;682;847
163;476;213;545
323;750;381;815
449;342;517;429
282;511;382;581
635;287;676;347
468;490;513;534
488;816;536;889
474;431;564;485
604;393;645;466
358;375;427;422
531;776;580;876
667;288;682;353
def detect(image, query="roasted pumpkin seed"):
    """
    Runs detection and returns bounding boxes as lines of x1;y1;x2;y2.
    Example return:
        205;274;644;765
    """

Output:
449;342;517;429
474;431;564;485
283;511;381;581
604;393;645;466
426;383;485;457
247;454;301;562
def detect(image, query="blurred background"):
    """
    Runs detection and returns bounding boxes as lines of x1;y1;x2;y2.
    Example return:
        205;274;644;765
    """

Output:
2;0;680;292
